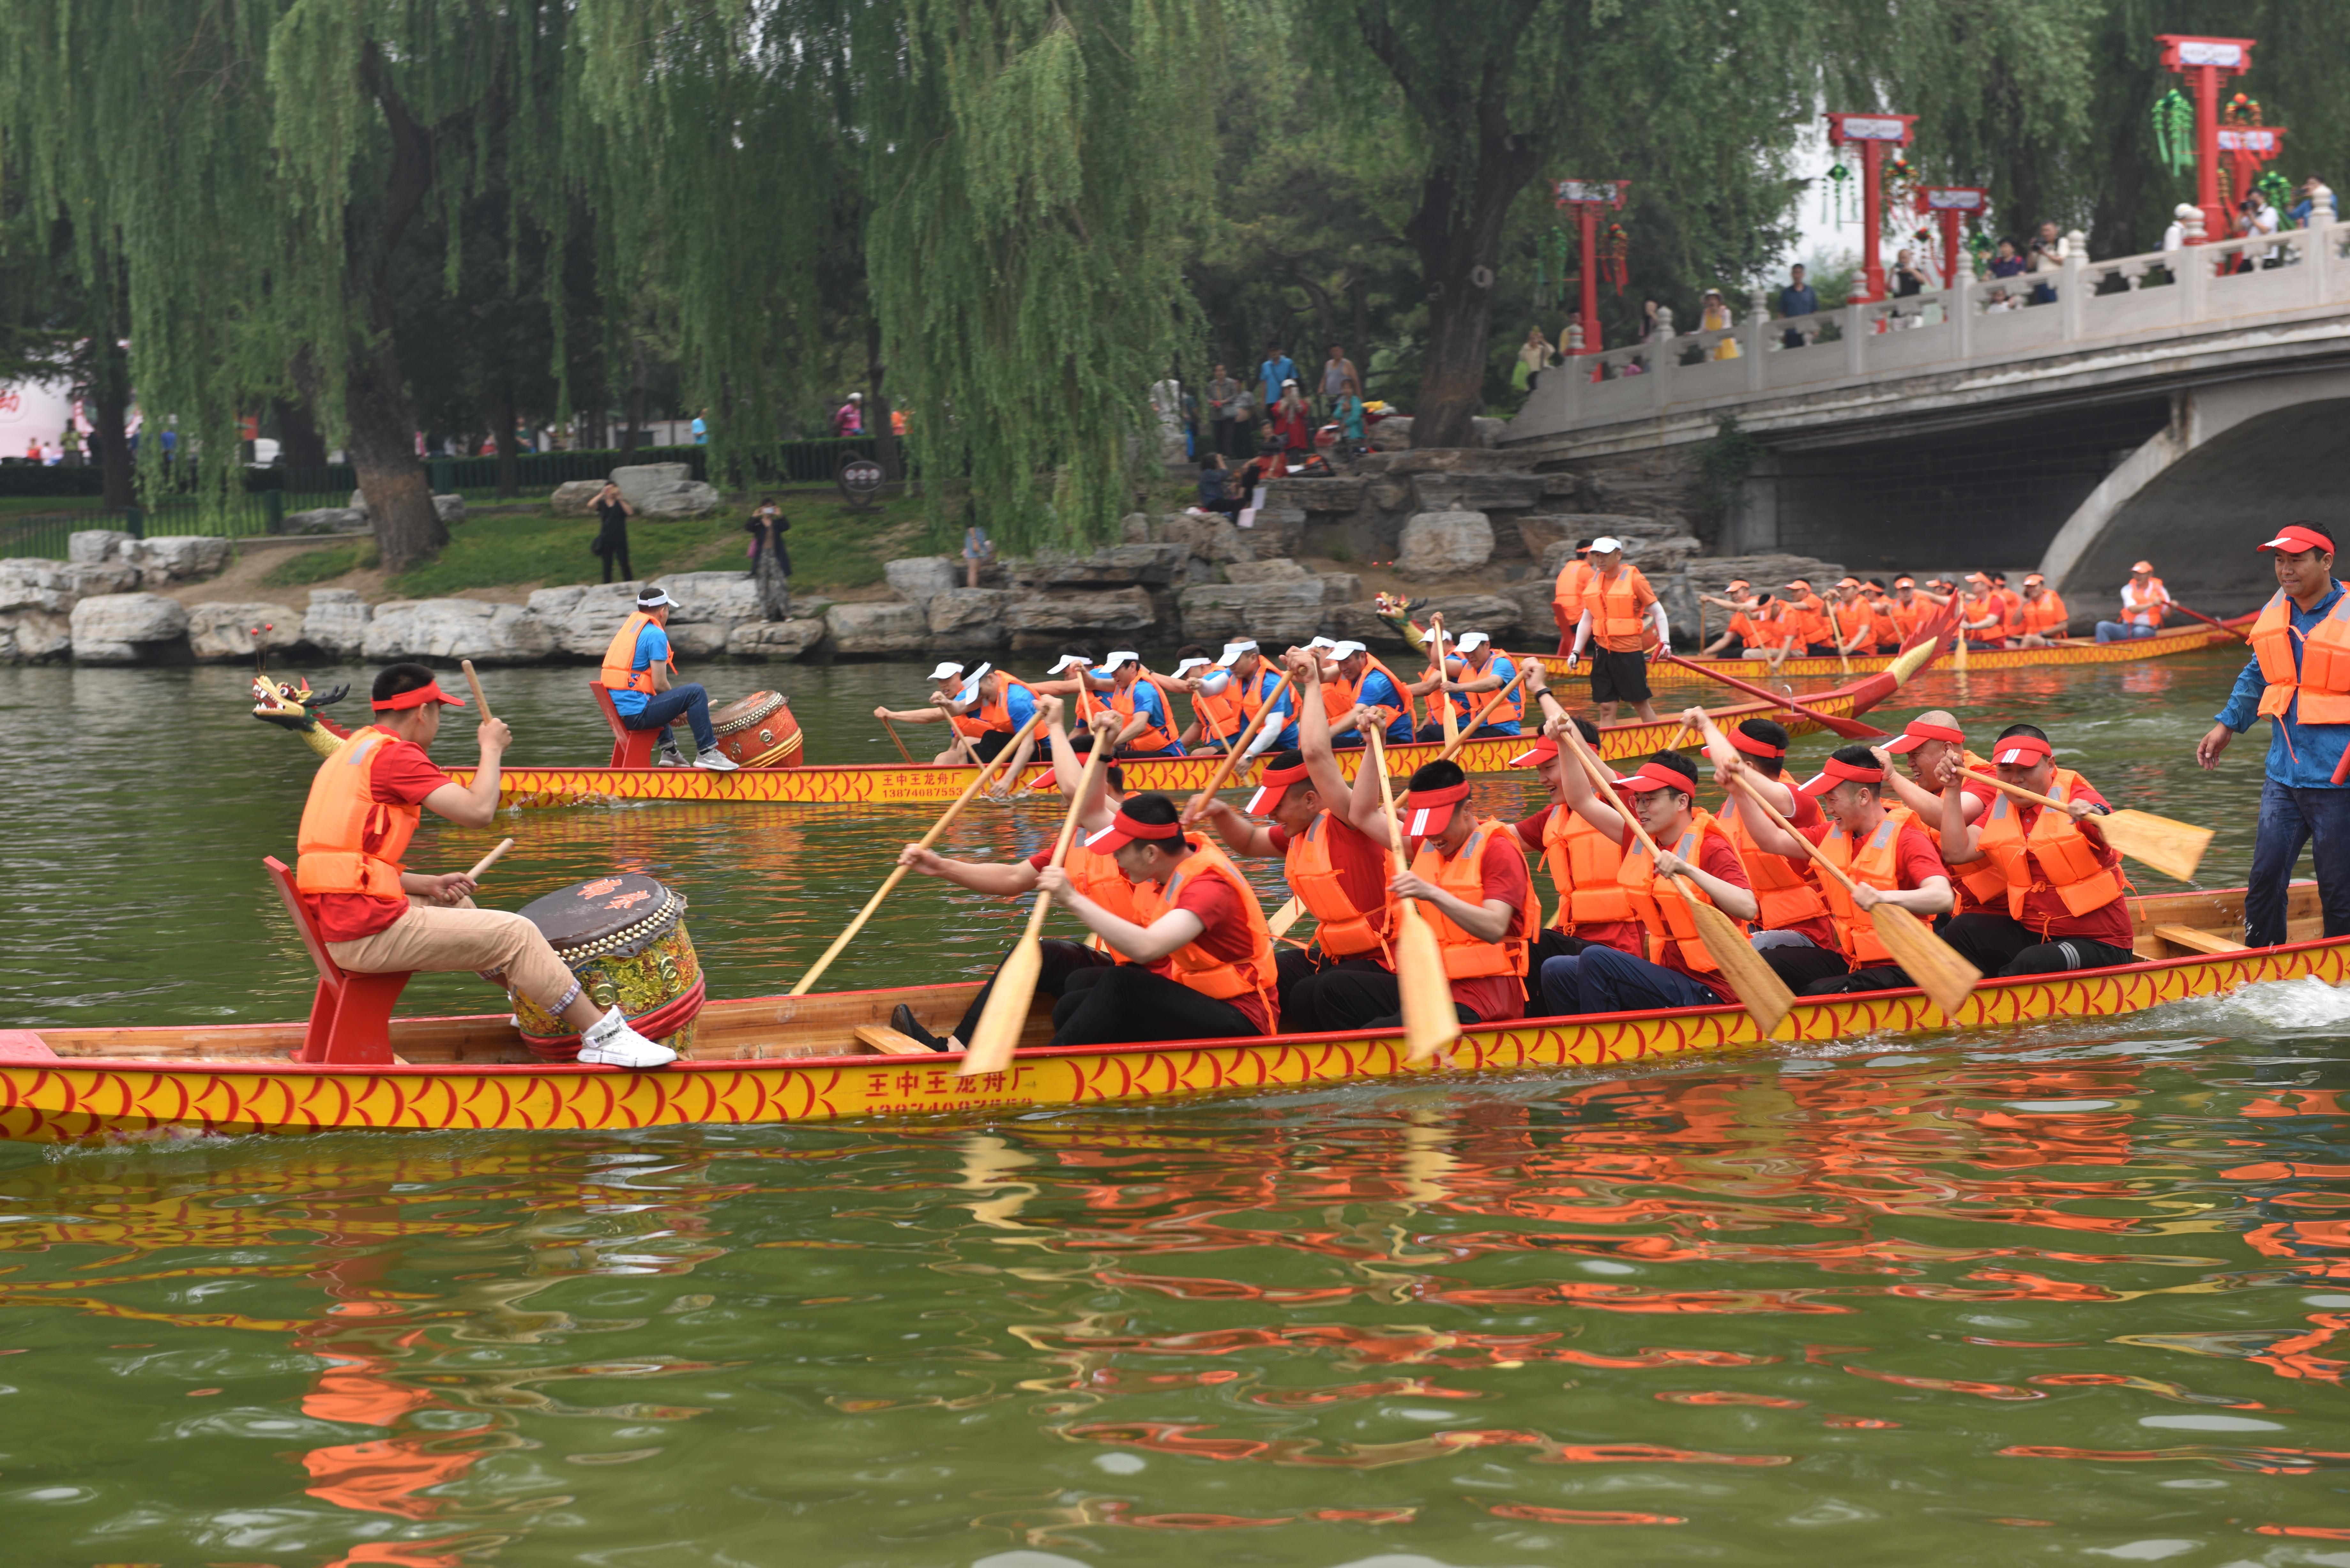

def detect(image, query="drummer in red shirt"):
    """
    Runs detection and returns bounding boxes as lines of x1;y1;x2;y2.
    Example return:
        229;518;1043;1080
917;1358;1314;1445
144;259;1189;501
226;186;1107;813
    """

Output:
1934;723;2139;975
295;663;675;1067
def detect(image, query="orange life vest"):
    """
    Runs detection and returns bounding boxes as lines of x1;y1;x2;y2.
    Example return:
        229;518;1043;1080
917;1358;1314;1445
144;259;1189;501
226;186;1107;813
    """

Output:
1449;650;1524;726
1587;567;1655;653
2251;585;2350;727
599;611;667;695
2122;577;2169;629
1129;836;1278;1029
1789;593;1827;646
1235;666;1290;741
1960;592;2006;645
1285;811;1396;962
1106;675;1177;751
1193;679;1244;743
1721;794;1830;931
294;726;421;900
1867;599;1898;648
1409;817;1538;979
1617;808;1747;975
1067;838;1146;962
1540;803;1634;931
1976;768;2129;923
1553;559;1596;625
1830;598;1876;652
1914;748;2008;913
1888;598;1925;643
1817;805;1922;967
955;675;1035;738
1326;654;1416;733
2018;591;2068;637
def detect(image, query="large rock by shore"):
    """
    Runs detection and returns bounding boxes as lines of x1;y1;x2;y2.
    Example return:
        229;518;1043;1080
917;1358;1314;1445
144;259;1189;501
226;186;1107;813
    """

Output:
362;599;555;665
71;593;190;664
187;602;305;661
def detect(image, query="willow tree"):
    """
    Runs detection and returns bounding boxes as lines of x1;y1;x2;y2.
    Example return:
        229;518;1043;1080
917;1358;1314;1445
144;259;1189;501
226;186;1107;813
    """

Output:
1;2;581;570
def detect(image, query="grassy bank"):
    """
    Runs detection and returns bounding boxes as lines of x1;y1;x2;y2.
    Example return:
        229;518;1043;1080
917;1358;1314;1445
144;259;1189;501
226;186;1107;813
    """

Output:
264;485;937;598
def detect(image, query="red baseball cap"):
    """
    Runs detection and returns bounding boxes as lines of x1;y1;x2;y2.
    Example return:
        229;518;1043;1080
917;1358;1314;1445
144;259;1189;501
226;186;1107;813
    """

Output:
1403;780;1472;838
2259;524;2336;556
372;680;467;712
1991;733;2053;766
1884;716;1964;755
2129;560;2154;573
1245;758;1312;815
1618;756;1700;796
1086;807;1186;852
1506;737;1559;767
1799;754;1885;796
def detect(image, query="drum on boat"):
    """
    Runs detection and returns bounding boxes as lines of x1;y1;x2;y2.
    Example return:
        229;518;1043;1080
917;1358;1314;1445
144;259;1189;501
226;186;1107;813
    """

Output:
711;690;803;768
511;874;705;1060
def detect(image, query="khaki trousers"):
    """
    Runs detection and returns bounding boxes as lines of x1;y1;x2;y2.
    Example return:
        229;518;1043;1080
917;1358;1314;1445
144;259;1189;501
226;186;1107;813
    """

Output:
328;897;579;1014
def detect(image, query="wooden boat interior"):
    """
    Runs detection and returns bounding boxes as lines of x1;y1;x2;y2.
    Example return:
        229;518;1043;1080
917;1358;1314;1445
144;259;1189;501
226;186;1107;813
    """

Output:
21;885;2321;1070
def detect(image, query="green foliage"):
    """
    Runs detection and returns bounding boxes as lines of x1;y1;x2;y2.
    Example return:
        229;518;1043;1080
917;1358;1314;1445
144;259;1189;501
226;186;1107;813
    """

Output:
264;540;379;588
1694;415;1766;516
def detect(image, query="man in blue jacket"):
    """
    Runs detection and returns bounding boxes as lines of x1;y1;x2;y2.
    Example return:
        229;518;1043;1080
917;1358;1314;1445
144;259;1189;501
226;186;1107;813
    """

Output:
1258;343;1298;411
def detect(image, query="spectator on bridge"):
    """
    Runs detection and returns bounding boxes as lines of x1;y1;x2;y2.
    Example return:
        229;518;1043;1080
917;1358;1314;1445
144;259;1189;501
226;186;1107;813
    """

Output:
2162;203;2200;253
1893;248;1928;298
2241;192;2282;268
2097;561;2172;642
1988;237;2026;281
1516;325;1554;391
1701;290;1740;359
1777;263;1818;349
2027;224;2063;305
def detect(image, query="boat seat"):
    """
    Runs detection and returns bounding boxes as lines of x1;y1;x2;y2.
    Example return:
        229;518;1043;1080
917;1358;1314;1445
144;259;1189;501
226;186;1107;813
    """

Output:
592;681;660;770
2152;923;2248;957
263;856;410;1066
853;1024;937;1057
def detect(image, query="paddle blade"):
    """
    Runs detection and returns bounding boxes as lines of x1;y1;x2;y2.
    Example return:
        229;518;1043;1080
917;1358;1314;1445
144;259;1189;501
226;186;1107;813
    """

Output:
1393;902;1460;1064
1686;897;1794;1037
2103;809;2213;883
958;935;1043;1077
1268;895;1305;939
1868;903;1981;1020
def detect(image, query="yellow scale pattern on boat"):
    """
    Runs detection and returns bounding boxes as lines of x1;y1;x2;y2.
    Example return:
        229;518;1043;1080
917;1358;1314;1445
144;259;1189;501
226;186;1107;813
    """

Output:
1540;624;2231;687
5;940;2340;1144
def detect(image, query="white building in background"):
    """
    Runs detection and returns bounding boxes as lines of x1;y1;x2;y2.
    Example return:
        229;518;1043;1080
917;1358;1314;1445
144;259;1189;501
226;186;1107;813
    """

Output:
0;378;84;460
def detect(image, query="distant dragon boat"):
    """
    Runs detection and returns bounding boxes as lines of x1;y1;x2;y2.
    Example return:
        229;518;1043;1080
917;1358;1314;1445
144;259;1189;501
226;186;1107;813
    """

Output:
249;640;1938;809
1549;620;2242;687
1;883;2334;1144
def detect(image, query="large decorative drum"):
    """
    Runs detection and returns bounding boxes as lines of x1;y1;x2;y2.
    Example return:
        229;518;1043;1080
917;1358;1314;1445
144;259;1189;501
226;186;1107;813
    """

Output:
511;874;705;1061
711;690;803;768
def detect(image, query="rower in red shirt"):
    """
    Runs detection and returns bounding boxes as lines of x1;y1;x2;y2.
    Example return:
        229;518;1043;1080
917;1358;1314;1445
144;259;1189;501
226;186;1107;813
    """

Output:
296;662;674;1067
1723;743;1954;995
1308;755;1541;1032
1038;794;1280;1044
1511;660;1647;1006
1874;712;2013;921
1935;724;2139;975
1683;709;1839;987
1197;650;1398;1031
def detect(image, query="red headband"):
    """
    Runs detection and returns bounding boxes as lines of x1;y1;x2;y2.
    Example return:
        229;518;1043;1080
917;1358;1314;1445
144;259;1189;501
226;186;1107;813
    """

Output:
1404;780;1471;838
1620;759;1699;795
1729;728;1785;759
372;681;467;711
1086;808;1186;852
1992;734;2052;765
1800;755;1885;796
1246;759;1312;815
1884;718;1962;755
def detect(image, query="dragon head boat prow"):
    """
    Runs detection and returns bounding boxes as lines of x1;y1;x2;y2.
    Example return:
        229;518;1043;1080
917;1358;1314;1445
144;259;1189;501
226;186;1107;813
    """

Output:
251;674;354;759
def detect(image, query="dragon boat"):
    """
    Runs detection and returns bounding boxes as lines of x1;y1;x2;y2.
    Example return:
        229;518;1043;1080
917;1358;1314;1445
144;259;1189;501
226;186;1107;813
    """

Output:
1543;620;2242;687
249;640;1938;809
1;884;2336;1144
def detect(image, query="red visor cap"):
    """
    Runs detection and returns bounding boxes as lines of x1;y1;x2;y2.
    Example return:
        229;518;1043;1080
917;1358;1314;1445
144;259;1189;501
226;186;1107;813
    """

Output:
1884;718;1963;755
373;681;468;711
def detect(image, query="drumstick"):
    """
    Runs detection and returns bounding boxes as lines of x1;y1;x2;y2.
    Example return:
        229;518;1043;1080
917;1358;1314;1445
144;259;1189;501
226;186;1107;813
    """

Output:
460;659;492;719
466;838;516;881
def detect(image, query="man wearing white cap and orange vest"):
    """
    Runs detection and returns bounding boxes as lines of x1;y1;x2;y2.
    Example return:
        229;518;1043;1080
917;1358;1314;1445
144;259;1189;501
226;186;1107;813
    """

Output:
1206;638;1299;759
875;660;997;765
1718;741;1954;995
2097;560;2171;642
1534;741;1760;1016
2198;522;2350;948
1322;639;1417;748
1936;723;2137;976
1097;651;1186;757
1197;651;1399;1030
1035;791;1279;1044
1563;536;1666;724
1416;631;1523;740
600;585;738;770
300;663;677;1067
1551;538;1596;655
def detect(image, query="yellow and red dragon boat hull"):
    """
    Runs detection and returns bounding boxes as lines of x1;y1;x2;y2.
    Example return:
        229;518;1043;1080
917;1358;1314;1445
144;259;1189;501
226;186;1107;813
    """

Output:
1543;622;2237;687
3;888;2335;1144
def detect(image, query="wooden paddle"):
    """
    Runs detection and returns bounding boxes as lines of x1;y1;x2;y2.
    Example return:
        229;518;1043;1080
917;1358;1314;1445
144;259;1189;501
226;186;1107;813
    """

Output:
460;658;492;718
1268;896;1305;938
2171;602;2251;644
1656;652;1889;740
790;709;1047;995
1432;659;1534;763
959;743;1110;1077
1432;623;1458;750
1722;770;1981;1019
1180;670;1298;824
1960;768;2212;882
464;837;515;882
1560;724;1794;1037
1365;728;1461;1064
879;715;916;765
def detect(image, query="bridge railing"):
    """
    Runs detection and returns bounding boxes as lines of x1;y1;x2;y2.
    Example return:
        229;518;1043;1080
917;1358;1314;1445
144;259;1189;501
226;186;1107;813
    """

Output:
1527;219;2350;437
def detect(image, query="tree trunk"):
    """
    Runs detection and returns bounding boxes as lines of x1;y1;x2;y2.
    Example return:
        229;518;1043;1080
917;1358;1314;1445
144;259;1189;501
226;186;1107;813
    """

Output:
87;335;133;510
347;335;443;574
623;337;648;451
1405;101;1539;448
274;392;329;471
865;314;898;481
491;384;519;498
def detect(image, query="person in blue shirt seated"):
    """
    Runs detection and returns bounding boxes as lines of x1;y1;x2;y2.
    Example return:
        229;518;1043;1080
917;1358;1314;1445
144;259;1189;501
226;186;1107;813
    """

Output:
2199;522;2350;948
1323;641;1415;748
1413;631;1524;741
1095;651;1185;758
597;586;737;770
1215;639;1300;759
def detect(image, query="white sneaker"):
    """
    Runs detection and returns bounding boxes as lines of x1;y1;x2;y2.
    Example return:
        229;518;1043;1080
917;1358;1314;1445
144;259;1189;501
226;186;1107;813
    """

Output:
693;748;739;771
657;746;688;767
577;1005;677;1068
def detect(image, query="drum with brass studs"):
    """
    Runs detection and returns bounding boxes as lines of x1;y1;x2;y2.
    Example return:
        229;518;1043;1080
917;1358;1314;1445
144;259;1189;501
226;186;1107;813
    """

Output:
710;690;804;768
511;874;704;1060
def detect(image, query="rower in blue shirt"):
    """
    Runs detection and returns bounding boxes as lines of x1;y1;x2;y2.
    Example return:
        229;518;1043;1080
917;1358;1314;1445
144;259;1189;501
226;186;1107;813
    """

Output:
2199;522;2350;947
1215;639;1298;758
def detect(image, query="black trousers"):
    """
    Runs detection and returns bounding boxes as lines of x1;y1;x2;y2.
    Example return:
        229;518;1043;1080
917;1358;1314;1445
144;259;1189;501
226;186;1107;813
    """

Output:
970;729;1048;765
1804;963;1915;996
1941;912;2138;978
952;939;1117;1044
1277;950;1391;1033
1525;929;1594;1005
1308;968;1484;1032
1761;942;1853;991
1051;964;1262;1045
597;528;631;583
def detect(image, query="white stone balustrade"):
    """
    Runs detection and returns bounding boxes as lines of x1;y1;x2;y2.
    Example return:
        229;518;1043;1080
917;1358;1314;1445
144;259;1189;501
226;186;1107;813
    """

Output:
1511;219;2350;448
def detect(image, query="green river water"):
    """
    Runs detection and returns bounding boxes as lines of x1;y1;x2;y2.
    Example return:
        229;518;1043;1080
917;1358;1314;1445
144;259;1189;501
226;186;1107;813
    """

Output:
3;649;2349;1565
